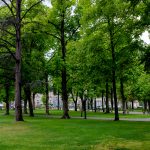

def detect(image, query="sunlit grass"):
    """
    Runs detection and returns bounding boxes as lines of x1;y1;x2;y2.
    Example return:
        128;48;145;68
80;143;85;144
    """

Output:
0;109;150;150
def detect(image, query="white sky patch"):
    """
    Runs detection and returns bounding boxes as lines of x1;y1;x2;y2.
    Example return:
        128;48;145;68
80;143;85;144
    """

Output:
141;31;150;45
43;0;52;8
45;49;54;59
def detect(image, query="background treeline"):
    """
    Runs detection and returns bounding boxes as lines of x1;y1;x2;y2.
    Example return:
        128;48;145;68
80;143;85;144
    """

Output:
0;0;150;121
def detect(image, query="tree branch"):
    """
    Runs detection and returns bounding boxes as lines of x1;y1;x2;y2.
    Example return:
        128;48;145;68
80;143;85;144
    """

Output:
21;0;43;21
48;20;60;30
1;0;15;17
0;38;15;48
0;27;15;36
0;44;16;60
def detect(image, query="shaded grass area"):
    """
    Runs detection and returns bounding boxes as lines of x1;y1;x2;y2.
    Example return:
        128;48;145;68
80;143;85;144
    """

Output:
0;110;150;150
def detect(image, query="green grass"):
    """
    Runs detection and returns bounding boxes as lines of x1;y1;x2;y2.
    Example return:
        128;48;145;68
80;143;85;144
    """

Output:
33;109;150;119
0;110;150;150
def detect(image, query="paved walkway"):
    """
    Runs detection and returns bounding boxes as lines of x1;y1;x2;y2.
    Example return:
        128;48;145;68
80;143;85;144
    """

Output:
73;116;150;122
37;115;150;122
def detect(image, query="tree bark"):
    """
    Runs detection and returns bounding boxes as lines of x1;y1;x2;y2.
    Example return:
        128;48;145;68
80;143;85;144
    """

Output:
60;10;70;119
71;91;78;111
24;97;28;114
57;91;60;110
120;78;126;114
5;83;9;115
24;84;34;117
148;101;150;114
15;0;23;121
105;80;110;113
45;73;49;115
74;101;77;111
102;90;104;112
110;88;113;112
32;93;35;110
90;98;93;111
131;100;134;111
143;100;147;114
83;99;87;119
80;93;84;117
108;18;119;121
94;98;96;112
87;100;90;110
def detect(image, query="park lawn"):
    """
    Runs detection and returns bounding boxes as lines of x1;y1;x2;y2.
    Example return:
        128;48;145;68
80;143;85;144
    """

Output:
34;109;150;119
0;110;150;150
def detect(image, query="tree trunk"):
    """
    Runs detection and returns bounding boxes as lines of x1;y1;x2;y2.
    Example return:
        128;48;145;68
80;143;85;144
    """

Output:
24;97;28;114
87;100;90;110
57;91;60;110
108;18;119;121
143;100;147;114
32;93;35;110
4;83;9;115
74;101;77;111
61;68;70;118
24;85;34;117
71;91;78;111
102;90;104;112
45;73;49;115
105;80;110;113
83;99;87;119
94;98;96;113
60;10;70;119
15;0;23;121
81;100;83;117
148;101;150;114
80;94;84;117
110;88;113;112
120;78;126;114
90;98;93;111
131;100;134;111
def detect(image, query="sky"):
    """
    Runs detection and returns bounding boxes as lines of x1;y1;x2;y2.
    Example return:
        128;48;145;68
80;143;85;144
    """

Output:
141;31;150;44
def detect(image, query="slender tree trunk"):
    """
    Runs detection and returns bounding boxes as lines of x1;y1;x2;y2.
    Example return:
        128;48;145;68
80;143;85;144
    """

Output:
87;100;90;110
108;18;119;121
57;91;60;110
75;92;78;111
24;84;34;117
28;90;34;117
105;80;110;113
110;88;113;112
74;101;77;111
102;90;104;112
5;83;9;115
94;98;96;112
60;10;70;119
24;97;28;114
148;101;150;114
120;78;126;114
45;73;49;115
32;93;35;110
15;0;23;121
83;99;87;119
131;100;134;111
90;98;93;111
81;100;83;117
80;94;84;117
71;91;78;111
143;100;147;114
